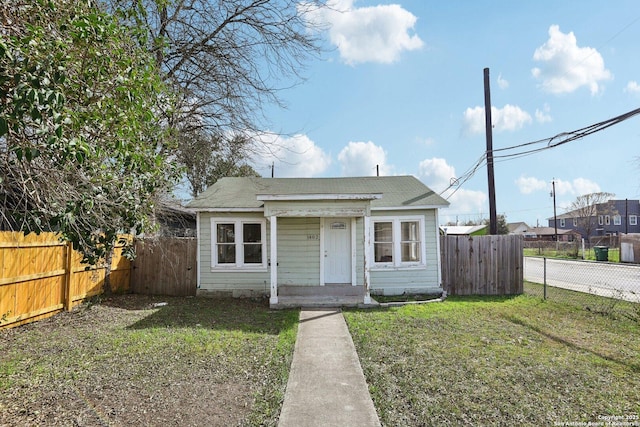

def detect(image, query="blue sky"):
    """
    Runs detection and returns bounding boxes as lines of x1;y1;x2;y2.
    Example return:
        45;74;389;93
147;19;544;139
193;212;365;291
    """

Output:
249;0;640;227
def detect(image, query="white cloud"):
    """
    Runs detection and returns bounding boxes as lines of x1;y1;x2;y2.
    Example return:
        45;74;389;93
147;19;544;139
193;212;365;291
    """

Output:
624;80;640;95
306;0;423;65
462;104;532;136
497;73;509;89
516;175;548;194
531;25;612;95
418;157;455;192
515;175;601;199
417;157;486;223
535;104;553;123
569;177;601;196
250;133;331;177
337;141;391;176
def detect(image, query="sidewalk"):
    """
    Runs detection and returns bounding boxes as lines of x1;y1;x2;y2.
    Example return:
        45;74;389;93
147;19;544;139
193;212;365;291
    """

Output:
278;309;381;427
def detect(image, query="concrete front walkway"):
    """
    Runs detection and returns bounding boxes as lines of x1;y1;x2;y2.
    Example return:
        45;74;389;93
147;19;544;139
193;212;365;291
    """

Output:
278;309;381;427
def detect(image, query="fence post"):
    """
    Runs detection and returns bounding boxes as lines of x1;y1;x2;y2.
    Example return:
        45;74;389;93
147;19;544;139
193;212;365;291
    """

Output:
64;242;73;311
543;257;547;300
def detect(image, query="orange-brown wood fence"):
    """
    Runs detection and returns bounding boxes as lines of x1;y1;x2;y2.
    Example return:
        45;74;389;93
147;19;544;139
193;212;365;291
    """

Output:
0;232;130;329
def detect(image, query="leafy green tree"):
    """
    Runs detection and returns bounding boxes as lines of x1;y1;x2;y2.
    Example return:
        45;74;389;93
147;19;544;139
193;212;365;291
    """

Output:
0;0;179;286
178;133;259;197
483;214;509;235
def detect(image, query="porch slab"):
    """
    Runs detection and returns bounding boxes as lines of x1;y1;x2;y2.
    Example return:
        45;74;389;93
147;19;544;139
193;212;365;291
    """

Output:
272;295;379;309
272;285;379;309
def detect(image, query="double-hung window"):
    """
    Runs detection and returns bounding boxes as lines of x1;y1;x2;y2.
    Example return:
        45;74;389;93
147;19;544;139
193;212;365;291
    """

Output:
630;215;638;226
211;218;266;269
372;216;425;268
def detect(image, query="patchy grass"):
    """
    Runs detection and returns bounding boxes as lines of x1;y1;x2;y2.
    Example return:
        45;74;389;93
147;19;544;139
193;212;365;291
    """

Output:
344;295;640;426
525;281;640;321
0;295;298;426
524;247;621;262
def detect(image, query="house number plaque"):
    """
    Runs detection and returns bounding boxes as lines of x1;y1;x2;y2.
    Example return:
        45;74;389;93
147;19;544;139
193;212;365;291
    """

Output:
307;234;319;240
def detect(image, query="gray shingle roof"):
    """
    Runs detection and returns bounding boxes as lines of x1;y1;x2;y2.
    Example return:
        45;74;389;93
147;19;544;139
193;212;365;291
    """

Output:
187;176;449;210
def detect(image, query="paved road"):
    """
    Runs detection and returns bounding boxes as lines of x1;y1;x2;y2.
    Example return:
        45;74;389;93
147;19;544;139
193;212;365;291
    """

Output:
524;257;640;302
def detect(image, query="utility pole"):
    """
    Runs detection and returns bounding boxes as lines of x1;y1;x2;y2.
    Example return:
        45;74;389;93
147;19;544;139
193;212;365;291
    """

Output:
484;68;497;235
551;178;558;251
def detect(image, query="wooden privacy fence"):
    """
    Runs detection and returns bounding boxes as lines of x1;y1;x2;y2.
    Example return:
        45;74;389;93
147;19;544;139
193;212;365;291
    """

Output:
131;237;197;296
441;234;523;295
0;232;130;329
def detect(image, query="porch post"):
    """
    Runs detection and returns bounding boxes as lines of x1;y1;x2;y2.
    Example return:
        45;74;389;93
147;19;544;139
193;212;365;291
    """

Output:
270;215;278;304
363;214;372;304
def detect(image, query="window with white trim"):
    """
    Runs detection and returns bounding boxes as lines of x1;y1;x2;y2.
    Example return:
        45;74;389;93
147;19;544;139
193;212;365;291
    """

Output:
605;215;610;225
211;218;266;269
631;215;638;226
598;215;604;226
613;215;622;226
573;218;578;227
560;219;565;227
372;217;425;268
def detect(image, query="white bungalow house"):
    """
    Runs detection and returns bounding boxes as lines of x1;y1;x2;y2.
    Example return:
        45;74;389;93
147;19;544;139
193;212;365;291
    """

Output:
187;176;449;307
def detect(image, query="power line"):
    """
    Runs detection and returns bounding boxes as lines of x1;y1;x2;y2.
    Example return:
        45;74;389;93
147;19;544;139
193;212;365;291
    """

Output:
494;107;640;160
441;106;640;199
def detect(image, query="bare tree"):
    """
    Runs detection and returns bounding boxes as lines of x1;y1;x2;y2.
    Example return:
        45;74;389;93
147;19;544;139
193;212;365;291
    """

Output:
109;0;325;133
568;192;615;242
105;0;327;194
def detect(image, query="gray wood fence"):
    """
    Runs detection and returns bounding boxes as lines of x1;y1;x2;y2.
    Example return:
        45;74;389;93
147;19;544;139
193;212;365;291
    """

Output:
130;235;523;298
131;237;197;296
441;235;523;295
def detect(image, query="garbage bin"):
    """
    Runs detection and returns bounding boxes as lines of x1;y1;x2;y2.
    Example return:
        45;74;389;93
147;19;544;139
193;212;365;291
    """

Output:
594;246;609;261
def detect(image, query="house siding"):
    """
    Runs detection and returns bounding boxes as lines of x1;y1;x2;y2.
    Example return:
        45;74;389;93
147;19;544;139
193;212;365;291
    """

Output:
197;209;443;297
549;199;640;238
277;217;321;285
198;212;271;296
369;209;442;295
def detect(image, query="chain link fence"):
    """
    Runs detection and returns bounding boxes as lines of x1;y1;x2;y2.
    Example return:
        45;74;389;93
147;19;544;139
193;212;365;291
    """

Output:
524;256;640;321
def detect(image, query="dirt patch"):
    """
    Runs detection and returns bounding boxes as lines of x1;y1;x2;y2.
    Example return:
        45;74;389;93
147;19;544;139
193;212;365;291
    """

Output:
0;294;298;426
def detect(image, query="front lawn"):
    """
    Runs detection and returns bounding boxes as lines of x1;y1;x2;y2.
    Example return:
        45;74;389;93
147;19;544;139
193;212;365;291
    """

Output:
0;295;298;426
344;295;640;426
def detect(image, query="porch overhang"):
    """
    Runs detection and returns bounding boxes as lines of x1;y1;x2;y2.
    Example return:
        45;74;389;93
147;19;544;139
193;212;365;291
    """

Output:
259;194;381;218
264;194;379;306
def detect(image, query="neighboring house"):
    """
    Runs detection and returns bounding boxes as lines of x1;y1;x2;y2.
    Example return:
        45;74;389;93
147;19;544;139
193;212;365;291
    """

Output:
508;222;532;236
187;176;449;307
154;203;196;237
548;199;640;239
526;227;579;242
440;225;487;236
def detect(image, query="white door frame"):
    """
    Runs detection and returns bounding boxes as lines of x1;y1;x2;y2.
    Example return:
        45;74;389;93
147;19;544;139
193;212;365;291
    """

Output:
320;217;357;286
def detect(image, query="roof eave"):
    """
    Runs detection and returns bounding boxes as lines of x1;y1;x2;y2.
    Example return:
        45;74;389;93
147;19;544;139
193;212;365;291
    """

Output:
189;207;264;213
256;193;383;201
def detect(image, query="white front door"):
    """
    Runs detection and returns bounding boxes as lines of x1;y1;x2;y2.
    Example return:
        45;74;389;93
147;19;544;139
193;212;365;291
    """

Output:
324;218;351;284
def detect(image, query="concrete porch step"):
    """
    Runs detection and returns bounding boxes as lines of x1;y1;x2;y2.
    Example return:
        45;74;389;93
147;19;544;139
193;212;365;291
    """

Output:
272;295;378;309
278;284;364;297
